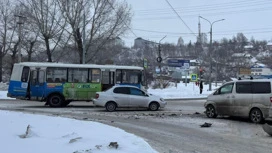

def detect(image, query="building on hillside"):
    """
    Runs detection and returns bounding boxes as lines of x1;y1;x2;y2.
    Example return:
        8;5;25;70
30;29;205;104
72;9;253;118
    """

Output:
267;41;272;51
256;50;272;59
251;63;272;79
244;43;253;52
108;37;124;46
230;53;254;67
134;37;156;48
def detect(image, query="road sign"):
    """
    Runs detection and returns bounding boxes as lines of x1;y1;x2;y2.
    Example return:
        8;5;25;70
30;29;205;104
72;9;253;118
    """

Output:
143;58;148;68
190;74;198;82
167;59;190;68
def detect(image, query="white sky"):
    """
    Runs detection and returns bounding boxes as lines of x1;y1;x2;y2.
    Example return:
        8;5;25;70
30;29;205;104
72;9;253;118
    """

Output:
122;0;272;47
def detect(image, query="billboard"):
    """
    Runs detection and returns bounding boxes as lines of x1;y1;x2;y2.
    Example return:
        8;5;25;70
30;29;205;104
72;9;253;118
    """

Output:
167;59;190;68
239;68;251;75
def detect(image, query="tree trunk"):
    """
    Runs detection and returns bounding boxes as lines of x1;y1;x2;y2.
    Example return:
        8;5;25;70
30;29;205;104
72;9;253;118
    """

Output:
45;38;52;62
76;28;83;64
0;46;2;82
27;41;35;62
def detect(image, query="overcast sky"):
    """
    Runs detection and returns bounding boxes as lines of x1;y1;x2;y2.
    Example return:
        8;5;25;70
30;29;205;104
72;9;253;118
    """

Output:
122;0;272;47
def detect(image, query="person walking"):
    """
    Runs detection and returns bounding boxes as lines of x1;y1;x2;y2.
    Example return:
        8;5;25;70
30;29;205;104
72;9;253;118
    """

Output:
200;81;203;94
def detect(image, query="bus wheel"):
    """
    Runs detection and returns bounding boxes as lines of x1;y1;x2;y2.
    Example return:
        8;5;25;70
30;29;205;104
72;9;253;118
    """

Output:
47;94;64;107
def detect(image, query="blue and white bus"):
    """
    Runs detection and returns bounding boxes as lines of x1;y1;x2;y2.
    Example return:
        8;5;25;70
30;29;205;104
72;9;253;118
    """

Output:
7;62;145;107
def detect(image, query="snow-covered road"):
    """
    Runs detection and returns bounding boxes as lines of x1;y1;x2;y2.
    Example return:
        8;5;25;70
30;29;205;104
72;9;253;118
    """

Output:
1;99;272;153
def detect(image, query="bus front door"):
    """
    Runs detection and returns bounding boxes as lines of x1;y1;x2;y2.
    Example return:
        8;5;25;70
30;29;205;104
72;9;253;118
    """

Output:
29;70;45;100
101;70;115;91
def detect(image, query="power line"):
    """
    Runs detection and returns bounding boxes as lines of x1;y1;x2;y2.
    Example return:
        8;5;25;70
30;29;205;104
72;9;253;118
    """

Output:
133;28;197;35
106;0;138;38
136;0;271;14
164;0;196;37
134;6;272;21
132;27;272;36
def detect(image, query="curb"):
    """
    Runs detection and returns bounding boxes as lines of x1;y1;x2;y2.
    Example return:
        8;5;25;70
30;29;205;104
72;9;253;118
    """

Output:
164;97;207;101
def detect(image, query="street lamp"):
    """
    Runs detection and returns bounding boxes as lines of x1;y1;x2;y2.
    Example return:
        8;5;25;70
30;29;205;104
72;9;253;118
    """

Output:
199;16;225;91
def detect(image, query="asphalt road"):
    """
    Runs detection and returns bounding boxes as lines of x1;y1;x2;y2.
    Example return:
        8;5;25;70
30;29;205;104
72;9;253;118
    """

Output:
1;99;272;153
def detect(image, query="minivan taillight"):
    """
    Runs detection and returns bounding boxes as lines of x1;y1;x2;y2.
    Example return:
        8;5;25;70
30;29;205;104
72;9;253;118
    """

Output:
95;94;99;99
270;97;272;103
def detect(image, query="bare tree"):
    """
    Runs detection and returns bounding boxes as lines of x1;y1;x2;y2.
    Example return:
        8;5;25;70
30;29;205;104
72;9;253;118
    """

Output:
58;0;132;64
21;32;39;61
22;0;67;62
0;0;18;82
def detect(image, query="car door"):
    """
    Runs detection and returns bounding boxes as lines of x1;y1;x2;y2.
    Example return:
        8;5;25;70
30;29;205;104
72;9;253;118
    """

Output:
212;83;234;115
112;87;130;107
129;87;149;107
231;82;253;116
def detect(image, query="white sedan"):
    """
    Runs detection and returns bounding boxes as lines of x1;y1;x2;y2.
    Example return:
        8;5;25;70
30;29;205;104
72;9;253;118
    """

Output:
93;85;167;112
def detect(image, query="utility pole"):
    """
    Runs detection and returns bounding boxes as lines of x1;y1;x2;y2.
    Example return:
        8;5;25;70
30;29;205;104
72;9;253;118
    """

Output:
158;36;166;89
199;16;225;91
15;15;26;63
82;6;86;64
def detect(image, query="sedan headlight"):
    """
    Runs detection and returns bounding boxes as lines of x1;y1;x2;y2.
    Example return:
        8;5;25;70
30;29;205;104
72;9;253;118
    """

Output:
160;98;164;102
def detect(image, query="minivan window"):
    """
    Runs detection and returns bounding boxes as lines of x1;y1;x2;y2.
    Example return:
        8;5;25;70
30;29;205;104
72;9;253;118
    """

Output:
215;83;234;95
252;82;271;93
236;82;252;94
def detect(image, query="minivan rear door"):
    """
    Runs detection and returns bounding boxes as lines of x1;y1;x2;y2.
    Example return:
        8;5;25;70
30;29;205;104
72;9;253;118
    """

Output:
232;82;253;116
252;82;271;117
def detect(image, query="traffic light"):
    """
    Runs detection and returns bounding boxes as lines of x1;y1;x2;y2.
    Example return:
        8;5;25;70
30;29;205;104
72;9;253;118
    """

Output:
199;68;204;78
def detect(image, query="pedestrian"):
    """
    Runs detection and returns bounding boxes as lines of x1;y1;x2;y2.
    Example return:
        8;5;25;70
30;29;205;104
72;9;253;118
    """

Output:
200;81;203;94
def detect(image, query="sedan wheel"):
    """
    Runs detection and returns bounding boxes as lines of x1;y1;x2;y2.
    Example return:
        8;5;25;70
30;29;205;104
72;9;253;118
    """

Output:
105;102;117;112
250;108;263;123
206;105;217;118
149;102;159;111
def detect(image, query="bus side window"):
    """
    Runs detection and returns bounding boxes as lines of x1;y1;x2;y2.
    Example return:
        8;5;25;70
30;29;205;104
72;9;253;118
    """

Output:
116;70;122;83
21;67;30;82
31;71;38;85
68;68;87;83
47;78;54;83
47;67;67;83
122;72;128;83
89;69;101;83
55;78;60;83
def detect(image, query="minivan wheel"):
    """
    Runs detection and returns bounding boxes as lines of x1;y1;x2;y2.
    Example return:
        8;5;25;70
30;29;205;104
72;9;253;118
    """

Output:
206;105;217;118
149;102;159;111
250;108;263;124
105;102;117;112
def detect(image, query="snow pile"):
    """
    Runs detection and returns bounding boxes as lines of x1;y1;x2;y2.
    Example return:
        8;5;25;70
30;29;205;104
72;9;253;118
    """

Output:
0;110;157;153
0;82;8;90
148;82;217;99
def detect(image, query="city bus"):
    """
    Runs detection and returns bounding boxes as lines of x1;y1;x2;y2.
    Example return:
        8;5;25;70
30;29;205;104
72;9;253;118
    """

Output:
7;62;145;107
